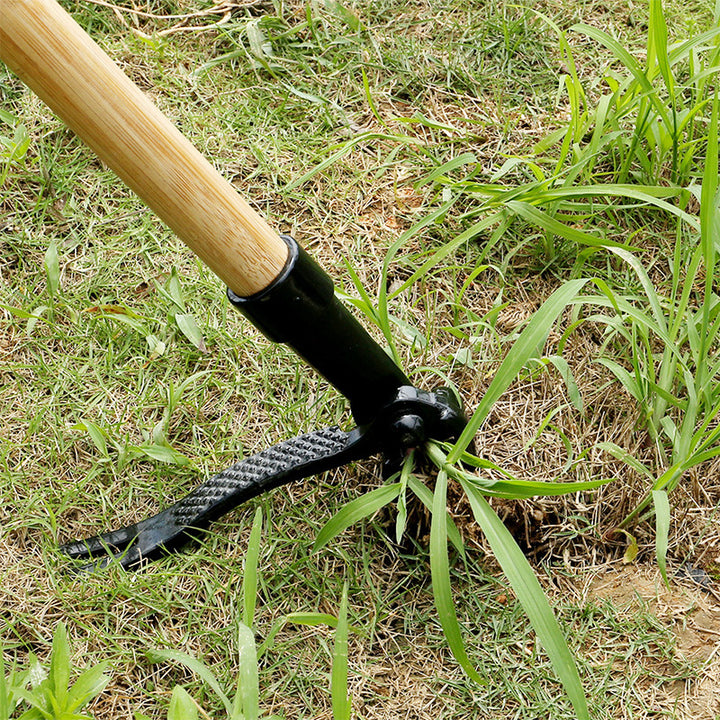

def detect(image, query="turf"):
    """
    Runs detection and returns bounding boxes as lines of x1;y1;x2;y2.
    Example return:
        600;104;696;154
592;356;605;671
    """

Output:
2;0;720;717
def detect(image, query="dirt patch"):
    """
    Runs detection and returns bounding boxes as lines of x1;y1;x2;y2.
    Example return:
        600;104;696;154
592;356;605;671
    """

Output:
586;566;720;719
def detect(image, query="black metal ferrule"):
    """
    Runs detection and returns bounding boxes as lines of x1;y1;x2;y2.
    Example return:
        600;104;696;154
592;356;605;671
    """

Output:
227;235;411;425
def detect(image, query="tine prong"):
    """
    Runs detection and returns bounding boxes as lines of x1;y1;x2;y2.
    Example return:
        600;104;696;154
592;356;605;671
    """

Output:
70;545;146;574
60;523;141;562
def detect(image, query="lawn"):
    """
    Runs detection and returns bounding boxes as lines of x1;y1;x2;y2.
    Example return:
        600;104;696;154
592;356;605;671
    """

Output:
1;0;720;718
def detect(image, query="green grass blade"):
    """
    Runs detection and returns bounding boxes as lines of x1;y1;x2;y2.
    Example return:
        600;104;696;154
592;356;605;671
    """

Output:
596;442;656;480
419;152;477;186
700;92;719;254
430;471;483;684
167;686;199;720
44;239;60;298
506;200;636;250
0;643;8;720
147;650;233;716
670;27;720;65
648;0;674;93
542;355;583;411
313;484;401;551
607;247;668;333
284;132;419;191
65;663;110;712
284;612;363;640
331;583;351;720
395;453;413;544
571;23;670;127
652;490;671;588
361;67;385;127
460;475;608;499
577;293;679;355
459;481;588;719
174;313;206;352
407;474;465;557
596;358;645;404
427;442;607;499
9;686;48;716
285;612;339;628
49;624;70;707
388;215;499;299
242;507;263;628
378;199;456;355
235;623;259;720
449;279;589;463
529;184;697;229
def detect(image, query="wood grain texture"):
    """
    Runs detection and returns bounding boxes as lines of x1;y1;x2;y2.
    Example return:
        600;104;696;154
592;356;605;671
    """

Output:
0;0;288;295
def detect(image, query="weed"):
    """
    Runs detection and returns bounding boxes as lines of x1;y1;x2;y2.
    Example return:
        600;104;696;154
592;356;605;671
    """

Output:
147;508;353;720
578;92;720;577
3;624;109;720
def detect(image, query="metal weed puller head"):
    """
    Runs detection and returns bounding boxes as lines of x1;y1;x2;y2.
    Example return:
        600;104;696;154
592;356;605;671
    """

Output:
1;0;468;571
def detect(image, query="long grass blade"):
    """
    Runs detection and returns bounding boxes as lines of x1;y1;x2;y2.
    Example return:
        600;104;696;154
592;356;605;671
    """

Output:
419;152;477;186
449;279;589;463
49;623;70;707
460;481;588;720
430;471;484;684
407;473;465;557
529;184;697;229
648;0;674;93
571;23;670;127
284;132;420;191
147;649;233;716
652;490;671;588
0;643;8;720
314;484;401;550
506;200;636;250
459;474;608;499
285;612;339;628
65;664;110;712
235;623;259;720
331;583;351;720
389;214;499;299
610;247;669;332
427;439;608;498
700;92;719;255
597;442;656;480
242;507;263;628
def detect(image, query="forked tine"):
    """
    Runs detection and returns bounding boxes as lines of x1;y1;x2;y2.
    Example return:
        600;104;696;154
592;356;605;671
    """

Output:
68;544;146;574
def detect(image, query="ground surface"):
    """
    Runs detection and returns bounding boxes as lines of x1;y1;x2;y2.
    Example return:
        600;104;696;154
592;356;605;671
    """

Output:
2;0;720;718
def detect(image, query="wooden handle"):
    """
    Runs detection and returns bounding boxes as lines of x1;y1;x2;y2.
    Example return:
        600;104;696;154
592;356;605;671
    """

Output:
0;0;288;296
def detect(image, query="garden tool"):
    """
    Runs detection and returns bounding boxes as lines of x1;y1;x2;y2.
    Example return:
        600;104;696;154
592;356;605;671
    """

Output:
0;0;468;571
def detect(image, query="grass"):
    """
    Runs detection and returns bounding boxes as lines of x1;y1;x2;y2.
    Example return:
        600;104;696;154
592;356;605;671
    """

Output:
2;0;720;717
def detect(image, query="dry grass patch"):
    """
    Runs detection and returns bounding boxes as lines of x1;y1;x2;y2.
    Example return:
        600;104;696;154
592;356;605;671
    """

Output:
585;565;720;719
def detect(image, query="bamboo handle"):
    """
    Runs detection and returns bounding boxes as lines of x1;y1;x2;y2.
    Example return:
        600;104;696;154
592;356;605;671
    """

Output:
0;0;288;296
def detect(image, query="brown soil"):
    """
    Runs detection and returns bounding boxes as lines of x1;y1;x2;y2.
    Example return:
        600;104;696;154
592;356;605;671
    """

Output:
586;566;720;719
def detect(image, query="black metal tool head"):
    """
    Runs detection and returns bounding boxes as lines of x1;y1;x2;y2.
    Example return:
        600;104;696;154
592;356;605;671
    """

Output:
61;236;468;572
61;384;467;572
228;235;412;426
